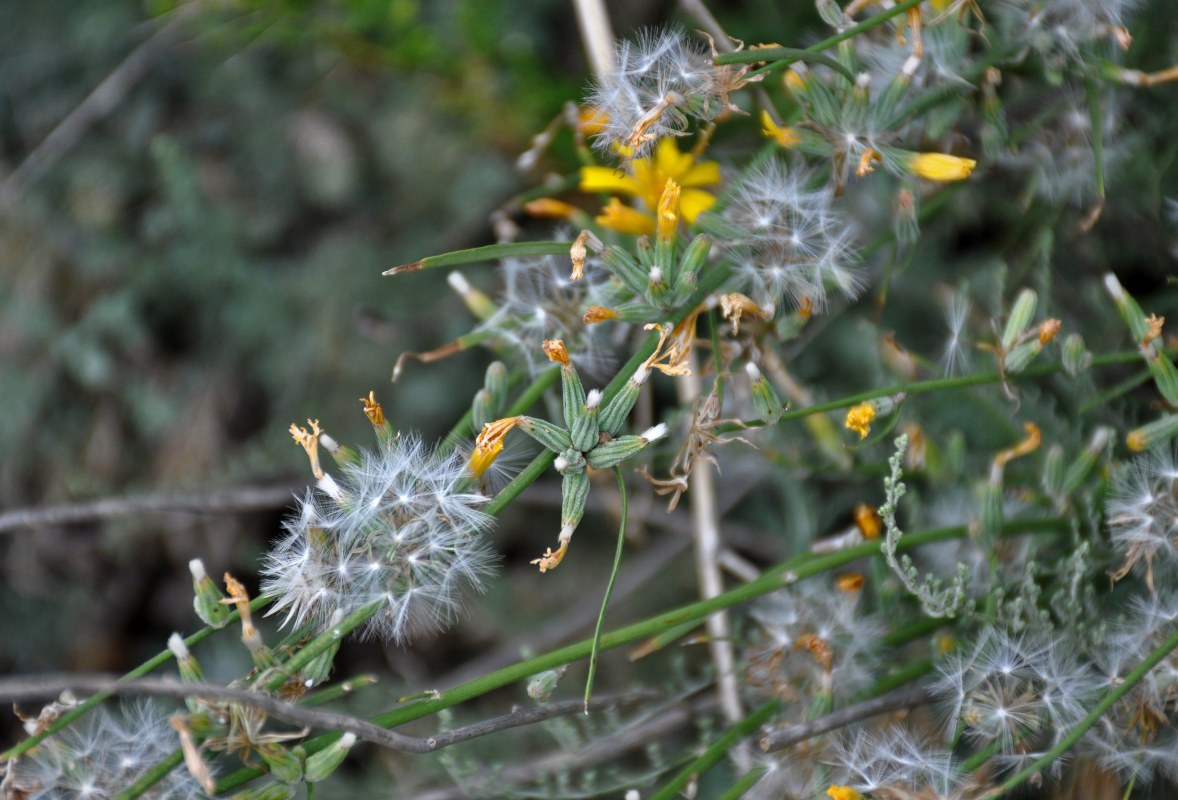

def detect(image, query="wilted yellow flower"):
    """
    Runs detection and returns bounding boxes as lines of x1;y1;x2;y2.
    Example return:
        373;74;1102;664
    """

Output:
844;403;877;439
761;109;799;148
908;152;977;181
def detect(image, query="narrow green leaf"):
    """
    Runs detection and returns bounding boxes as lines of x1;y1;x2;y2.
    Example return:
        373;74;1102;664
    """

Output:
384;241;572;275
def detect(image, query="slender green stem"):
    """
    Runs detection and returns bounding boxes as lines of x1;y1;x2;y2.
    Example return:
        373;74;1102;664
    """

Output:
715;0;923;80
0;596;269;762
995;623;1178;796
647;700;782;800
215;517;1067;791
715;346;1170;434
713;47;855;82
384;240;573;275
584;468;628;712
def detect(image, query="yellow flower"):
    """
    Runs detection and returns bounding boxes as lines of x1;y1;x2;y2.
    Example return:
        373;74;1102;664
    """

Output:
908;152;978;181
580;138;720;234
761;109;799;148
844;403;877;439
827;787;863;800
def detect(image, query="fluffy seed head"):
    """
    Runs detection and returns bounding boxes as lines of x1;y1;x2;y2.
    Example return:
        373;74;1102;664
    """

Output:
6;701;210;800
722;158;862;311
261;433;498;642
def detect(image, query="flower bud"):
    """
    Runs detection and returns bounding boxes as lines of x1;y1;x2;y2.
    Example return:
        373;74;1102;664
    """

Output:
190;559;230;629
586;433;653;470
484;361;508;405
471;388;496;431
599;366;651;436
746;362;785;423
570;390;602;452
447;270;497;321
304;733;356;782
527;665;568;702
1002;289;1037;351
1062;426;1112;494
258;743;303;784
601;242;649;296
561;470;591;531
1126;413;1178;452
1043;443;1066;498
1062;333;1092;376
517;415;574;453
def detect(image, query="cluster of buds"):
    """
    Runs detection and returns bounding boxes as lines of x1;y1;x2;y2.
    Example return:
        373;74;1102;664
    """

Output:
472;339;667;571
572;204;712;322
1105;273;1178;451
982;288;1061;379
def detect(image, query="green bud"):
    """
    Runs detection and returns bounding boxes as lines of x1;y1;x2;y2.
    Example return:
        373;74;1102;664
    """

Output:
586;424;667;470
447;271;498;321
484;361;508;404
1004;339;1043;374
978;467;1004;543
471;388;496;431
189;559;230;629
570;390;602;452
1062;427;1111;495
554;447;586;476
601;243;648;296
746;363;785;423
1062;333;1092;376
300;637;340;688
1042;444;1065;499
517;415;573;453
1143;346;1178;407
527;665;568;702
558;363;586;431
305;733;357;782
258;743;303;784
319;432;359;468
1002;288;1037;351
599;366;650;436
232;781;297;800
1126;413;1178;453
560;470;591;529
168;633;204;712
1104;273;1152;343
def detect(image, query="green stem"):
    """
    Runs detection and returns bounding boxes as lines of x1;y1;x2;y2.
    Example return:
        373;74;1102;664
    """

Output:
215;517;1067;792
584;468;628;712
714;346;1170;434
384;240;573;275
1;597;269;762
713;47;856;82
647;700;782;800
715;0;923;80
995;623;1178;796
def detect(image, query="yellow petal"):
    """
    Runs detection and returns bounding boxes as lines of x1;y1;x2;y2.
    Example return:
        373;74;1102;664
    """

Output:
761;109;799;148
595;198;656;235
680;188;716;224
579;166;644;197
680;159;722;188
908;152;977;181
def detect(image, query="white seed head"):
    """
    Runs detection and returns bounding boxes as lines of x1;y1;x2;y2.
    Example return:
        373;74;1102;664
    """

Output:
261;433;498;643
586;388;603;409
745;361;763;381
